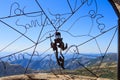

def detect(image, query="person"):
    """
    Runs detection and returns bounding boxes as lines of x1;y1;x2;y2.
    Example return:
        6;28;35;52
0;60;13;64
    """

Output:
50;31;67;69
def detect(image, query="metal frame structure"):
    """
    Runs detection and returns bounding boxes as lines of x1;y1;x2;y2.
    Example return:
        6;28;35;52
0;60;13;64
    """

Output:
0;0;118;79
108;0;120;80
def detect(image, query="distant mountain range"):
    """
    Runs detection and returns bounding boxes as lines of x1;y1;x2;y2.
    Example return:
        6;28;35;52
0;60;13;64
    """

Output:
10;53;101;70
87;53;118;66
10;55;92;70
0;53;117;77
10;53;117;70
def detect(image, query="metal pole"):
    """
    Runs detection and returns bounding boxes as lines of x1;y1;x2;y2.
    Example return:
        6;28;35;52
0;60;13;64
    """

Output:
108;0;120;80
118;19;120;80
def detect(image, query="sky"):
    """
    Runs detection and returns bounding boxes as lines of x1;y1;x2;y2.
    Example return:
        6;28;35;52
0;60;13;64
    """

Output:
0;0;118;57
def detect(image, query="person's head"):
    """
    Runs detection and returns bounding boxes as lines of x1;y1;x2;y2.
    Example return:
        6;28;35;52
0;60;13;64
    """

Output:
55;32;61;39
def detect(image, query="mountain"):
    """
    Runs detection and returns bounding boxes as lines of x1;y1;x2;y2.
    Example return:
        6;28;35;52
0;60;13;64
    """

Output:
0;53;117;78
9;53;117;70
10;54;93;70
0;61;33;77
64;56;91;70
9;53;100;70
10;58;56;71
88;53;117;66
63;53;118;80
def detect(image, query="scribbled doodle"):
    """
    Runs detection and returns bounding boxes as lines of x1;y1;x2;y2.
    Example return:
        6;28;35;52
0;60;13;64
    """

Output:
9;2;25;16
96;14;105;32
0;0;118;79
16;19;42;30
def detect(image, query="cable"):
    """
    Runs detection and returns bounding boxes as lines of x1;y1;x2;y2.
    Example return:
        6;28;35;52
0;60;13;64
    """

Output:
24;14;47;73
57;0;88;30
0;29;27;52
97;27;118;70
67;0;74;13
35;0;57;31
0;0;118;79
0;11;42;20
0;20;36;44
77;25;117;47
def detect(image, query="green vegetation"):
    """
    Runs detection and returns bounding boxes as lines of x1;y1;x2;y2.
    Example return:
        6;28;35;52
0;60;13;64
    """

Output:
62;63;117;80
50;53;118;80
76;67;117;80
